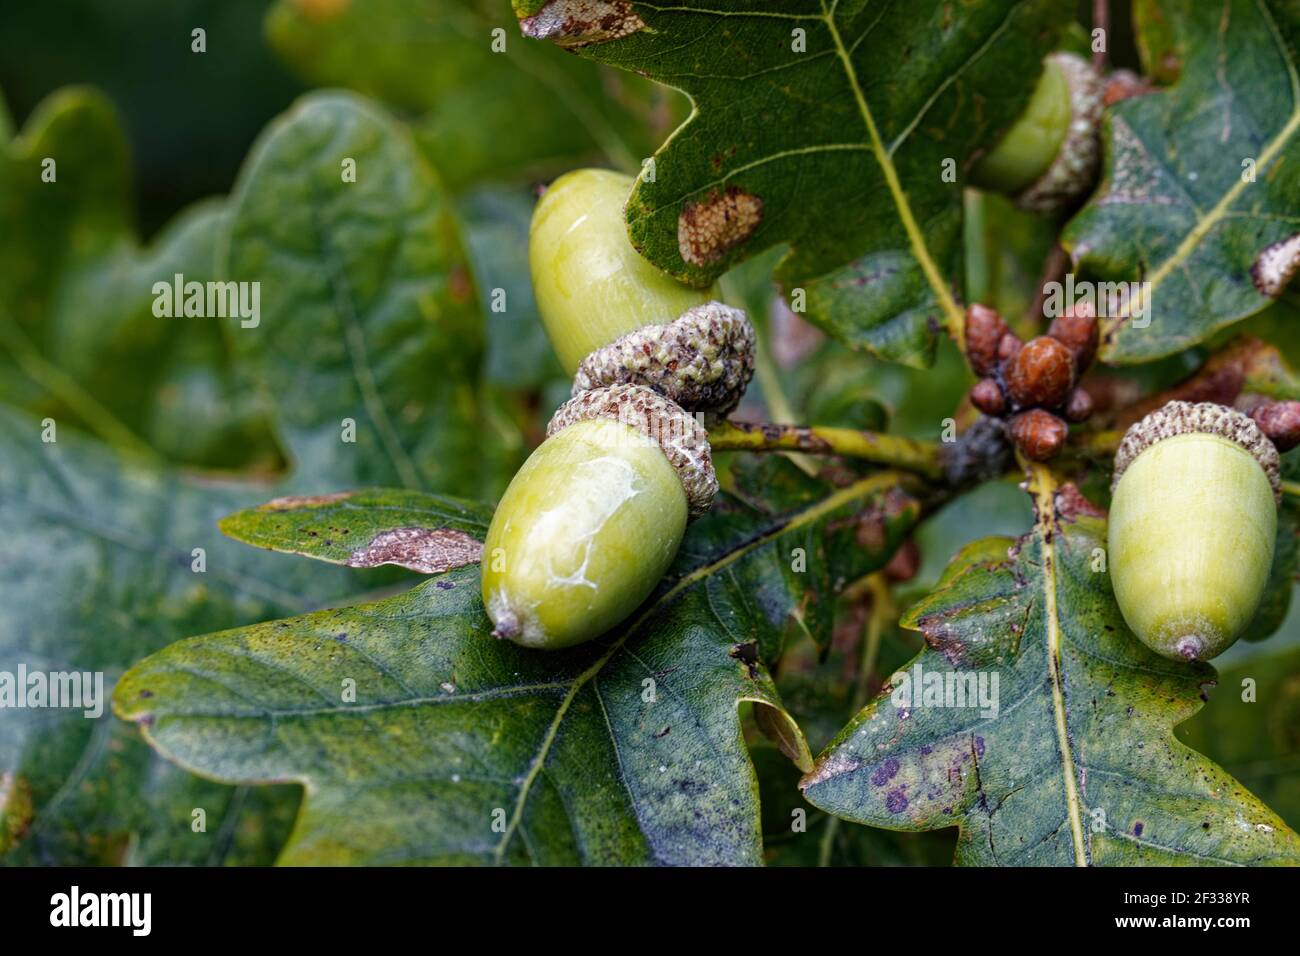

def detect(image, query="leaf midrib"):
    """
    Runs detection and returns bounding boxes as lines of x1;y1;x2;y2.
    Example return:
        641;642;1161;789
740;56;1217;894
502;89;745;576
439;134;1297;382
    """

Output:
820;0;965;342
1027;462;1089;866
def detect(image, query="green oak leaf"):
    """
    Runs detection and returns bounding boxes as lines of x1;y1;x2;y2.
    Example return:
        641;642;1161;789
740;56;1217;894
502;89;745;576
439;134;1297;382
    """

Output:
759;601;956;866
459;185;566;390
221;91;486;494
218;487;492;572
265;0;683;190
0;88;279;470
1178;644;1300;831
1062;0;1300;364
114;460;922;865
515;0;1061;366
1243;498;1298;642
0;405;368;864
801;467;1300;865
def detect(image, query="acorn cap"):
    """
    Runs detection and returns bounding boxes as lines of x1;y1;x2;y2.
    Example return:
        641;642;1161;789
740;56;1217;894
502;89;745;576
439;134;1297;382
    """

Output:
571;301;756;419
1112;401;1282;502
1015;52;1104;215
548;383;718;518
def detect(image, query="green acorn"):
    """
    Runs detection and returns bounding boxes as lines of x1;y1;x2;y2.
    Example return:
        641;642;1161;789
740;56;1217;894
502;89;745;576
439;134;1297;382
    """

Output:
971;52;1103;214
1108;401;1280;661
530;168;716;374
481;384;716;650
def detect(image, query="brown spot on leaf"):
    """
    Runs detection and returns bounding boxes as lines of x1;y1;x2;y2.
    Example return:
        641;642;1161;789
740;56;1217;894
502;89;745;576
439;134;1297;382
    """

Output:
1251;233;1300;297
1055;483;1104;522
678;186;763;266
345;527;482;574
260;491;354;511
520;0;645;48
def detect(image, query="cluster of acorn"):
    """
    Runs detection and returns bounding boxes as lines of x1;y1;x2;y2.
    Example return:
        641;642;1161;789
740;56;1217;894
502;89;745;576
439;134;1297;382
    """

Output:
481;169;757;650
964;302;1098;461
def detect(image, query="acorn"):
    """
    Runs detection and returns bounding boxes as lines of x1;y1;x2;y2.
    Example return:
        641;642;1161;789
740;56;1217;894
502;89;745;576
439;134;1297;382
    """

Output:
481;384;716;650
964;303;1010;377
1005;335;1075;409
1046;304;1099;371
970;377;1006;416
530;168;716;374
531;168;755;417
971;51;1103;214
1008;408;1068;461
1108;401;1281;662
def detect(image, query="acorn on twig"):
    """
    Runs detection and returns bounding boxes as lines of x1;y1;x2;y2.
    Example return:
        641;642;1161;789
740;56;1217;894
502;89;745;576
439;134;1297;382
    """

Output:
1248;399;1300;453
532;167;756;419
962;302;1099;463
530;168;715;373
1108;401;1280;662
971;51;1104;215
488;166;767;651
1008;408;1069;462
482;384;716;650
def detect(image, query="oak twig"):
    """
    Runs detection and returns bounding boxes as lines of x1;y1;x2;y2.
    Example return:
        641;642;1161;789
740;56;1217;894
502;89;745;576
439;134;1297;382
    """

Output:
709;420;943;479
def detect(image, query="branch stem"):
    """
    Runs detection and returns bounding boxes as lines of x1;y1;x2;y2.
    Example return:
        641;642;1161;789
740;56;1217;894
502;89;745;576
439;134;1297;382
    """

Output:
709;420;943;479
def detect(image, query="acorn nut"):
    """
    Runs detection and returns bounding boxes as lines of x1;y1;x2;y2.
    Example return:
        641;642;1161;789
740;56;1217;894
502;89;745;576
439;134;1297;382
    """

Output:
1005;335;1075;409
1008;408;1068;461
531;168;754;417
970;378;1006;416
1108;401;1280;662
530;168;717;374
965;303;1010;377
971;51;1103;214
481;384;716;650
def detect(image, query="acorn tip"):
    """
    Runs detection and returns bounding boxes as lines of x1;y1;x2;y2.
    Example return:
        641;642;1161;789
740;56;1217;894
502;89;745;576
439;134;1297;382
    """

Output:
491;609;521;641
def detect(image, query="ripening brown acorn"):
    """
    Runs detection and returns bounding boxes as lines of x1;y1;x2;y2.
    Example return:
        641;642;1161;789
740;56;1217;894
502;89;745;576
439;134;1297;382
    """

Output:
1005;335;1075;409
970;378;1006;415
997;332;1023;363
1063;387;1094;423
965;304;1010;377
1008;408;1068;461
1047;306;1099;372
1249;399;1300;453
